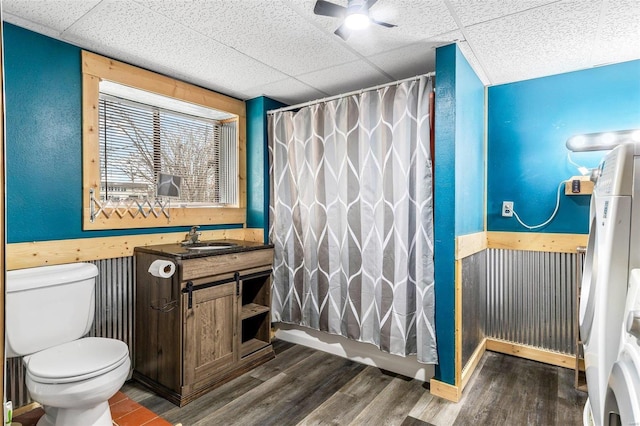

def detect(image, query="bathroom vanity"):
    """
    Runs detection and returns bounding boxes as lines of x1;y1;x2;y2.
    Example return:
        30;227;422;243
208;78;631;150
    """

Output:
133;240;274;406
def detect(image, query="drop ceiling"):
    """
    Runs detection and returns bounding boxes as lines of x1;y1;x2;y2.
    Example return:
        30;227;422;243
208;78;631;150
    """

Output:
3;0;640;106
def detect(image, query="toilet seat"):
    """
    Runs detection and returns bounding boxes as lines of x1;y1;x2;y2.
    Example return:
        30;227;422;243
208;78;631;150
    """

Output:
26;337;129;384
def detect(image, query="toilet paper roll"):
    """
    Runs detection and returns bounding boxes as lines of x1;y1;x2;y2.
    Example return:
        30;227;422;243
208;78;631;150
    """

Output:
148;260;176;278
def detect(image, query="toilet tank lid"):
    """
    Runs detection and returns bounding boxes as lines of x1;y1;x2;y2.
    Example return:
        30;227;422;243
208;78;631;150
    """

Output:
7;263;99;293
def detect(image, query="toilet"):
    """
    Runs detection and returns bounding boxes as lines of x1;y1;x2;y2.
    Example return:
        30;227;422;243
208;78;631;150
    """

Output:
6;263;131;426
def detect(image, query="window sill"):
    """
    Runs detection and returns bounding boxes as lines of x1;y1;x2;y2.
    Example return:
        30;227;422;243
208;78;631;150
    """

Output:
82;207;246;230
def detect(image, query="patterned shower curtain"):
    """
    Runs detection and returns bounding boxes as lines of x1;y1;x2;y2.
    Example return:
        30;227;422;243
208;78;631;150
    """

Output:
268;76;437;363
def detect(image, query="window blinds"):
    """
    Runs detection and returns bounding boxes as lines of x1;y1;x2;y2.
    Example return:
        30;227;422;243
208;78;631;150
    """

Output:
98;93;237;206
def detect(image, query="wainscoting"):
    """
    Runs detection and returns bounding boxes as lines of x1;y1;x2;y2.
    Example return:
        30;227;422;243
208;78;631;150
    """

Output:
5;231;587;407
450;232;586;401
485;248;582;355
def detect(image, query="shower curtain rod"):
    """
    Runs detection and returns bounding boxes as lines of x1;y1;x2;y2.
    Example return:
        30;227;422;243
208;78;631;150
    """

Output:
267;71;435;114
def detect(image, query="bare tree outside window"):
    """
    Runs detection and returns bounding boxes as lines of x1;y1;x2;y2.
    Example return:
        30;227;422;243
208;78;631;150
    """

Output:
98;94;237;206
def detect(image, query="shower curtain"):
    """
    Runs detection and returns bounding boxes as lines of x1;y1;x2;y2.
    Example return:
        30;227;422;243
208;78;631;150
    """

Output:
268;76;437;363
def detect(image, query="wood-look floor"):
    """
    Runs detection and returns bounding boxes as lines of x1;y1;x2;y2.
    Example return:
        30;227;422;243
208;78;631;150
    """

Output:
122;340;587;426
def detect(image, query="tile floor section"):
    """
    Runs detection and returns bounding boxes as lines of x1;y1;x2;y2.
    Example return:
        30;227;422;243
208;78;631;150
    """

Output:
12;391;173;426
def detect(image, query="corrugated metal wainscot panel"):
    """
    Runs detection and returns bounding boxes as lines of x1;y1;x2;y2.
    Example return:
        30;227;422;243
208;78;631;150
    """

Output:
462;250;486;369
486;249;581;355
89;257;135;351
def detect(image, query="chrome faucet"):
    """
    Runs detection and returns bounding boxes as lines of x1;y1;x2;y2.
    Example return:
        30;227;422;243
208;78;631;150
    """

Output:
184;226;201;245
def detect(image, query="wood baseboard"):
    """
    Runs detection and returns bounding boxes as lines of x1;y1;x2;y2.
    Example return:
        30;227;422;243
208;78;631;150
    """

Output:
486;338;578;370
460;338;487;391
13;402;41;417
429;378;461;402
432;338;581;403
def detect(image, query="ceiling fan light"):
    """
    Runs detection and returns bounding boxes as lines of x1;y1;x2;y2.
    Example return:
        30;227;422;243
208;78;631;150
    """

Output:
345;12;370;30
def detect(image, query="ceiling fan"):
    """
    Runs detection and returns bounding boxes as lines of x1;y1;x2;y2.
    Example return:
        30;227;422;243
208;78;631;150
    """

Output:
313;0;397;41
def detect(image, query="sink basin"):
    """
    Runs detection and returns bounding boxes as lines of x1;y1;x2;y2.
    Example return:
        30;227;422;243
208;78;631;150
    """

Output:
186;245;235;251
183;241;238;251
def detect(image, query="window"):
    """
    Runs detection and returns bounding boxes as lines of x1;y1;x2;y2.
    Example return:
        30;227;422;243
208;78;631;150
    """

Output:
98;83;237;206
82;51;246;230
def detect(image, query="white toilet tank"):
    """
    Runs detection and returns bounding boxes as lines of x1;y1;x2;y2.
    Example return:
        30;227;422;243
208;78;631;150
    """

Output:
6;263;99;358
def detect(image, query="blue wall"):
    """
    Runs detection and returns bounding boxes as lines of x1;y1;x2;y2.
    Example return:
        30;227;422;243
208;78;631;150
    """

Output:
454;49;485;235
4;23;242;243
487;60;640;233
433;44;485;385
246;96;285;242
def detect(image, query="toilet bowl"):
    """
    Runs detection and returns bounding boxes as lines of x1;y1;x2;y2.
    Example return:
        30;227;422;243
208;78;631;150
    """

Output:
25;337;130;426
6;263;131;426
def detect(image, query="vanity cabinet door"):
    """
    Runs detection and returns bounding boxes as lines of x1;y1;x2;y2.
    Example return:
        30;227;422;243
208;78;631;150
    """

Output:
183;281;238;386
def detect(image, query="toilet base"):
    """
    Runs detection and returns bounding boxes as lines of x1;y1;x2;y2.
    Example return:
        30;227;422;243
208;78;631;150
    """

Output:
37;402;112;426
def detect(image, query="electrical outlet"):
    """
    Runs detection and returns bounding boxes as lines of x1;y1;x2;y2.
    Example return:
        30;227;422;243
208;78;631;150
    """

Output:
502;201;514;218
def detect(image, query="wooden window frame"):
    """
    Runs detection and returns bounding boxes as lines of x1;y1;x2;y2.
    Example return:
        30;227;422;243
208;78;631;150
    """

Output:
82;51;246;230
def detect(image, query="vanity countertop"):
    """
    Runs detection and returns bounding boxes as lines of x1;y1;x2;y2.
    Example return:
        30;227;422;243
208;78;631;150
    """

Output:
134;239;273;260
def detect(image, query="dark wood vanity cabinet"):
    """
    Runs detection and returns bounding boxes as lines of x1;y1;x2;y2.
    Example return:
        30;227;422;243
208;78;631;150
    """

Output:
133;243;275;406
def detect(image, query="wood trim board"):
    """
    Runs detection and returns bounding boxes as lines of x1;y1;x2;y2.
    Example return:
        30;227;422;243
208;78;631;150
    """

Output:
455;231;586;255
455;231;487;260
82;207;247;230
243;228;265;243
460;338;487;391
429;378;461;403
486;232;587;253
454;259;463;387
430;337;579;403
486;338;580;370
82;51;245;116
5;228;266;270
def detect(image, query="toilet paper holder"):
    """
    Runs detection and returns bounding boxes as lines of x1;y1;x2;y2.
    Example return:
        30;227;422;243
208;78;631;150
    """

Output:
150;297;177;312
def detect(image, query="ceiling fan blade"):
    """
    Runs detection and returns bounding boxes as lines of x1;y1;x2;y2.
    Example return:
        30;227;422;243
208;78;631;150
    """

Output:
334;24;351;41
314;0;346;18
366;0;379;8
371;19;397;28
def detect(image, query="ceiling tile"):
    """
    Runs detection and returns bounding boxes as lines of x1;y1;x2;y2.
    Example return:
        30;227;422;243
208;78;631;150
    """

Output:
591;0;640;66
136;0;358;77
243;77;328;105
447;0;560;27
464;0;601;84
296;60;392;96
60;0;287;99
3;11;63;40
367;43;436;81
366;30;464;81
2;0;102;42
2;0;101;34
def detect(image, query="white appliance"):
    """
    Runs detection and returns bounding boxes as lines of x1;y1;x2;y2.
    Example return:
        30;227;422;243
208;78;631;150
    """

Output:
580;143;635;426
6;263;131;426
602;268;640;425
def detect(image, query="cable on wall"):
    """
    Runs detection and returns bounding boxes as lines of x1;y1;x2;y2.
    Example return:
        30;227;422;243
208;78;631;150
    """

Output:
512;182;565;230
567;151;591;176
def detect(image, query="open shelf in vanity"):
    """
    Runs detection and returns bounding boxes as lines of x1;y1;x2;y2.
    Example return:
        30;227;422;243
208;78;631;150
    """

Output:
240;270;272;357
